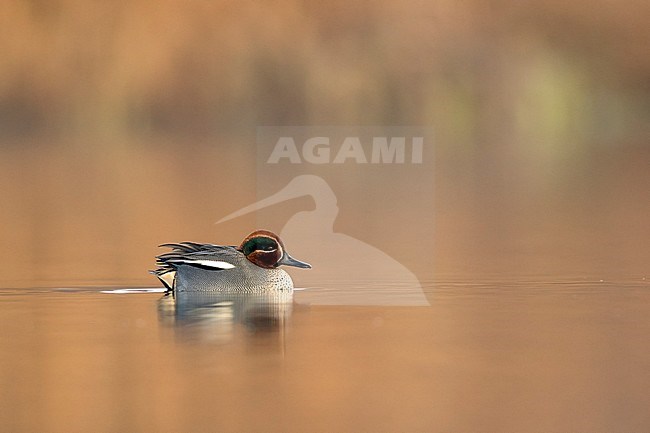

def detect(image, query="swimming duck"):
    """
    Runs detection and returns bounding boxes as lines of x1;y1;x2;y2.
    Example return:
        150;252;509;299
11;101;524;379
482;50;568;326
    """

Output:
151;230;311;293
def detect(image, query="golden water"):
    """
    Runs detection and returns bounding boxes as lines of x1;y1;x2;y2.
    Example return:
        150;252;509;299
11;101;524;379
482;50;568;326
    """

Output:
1;144;649;432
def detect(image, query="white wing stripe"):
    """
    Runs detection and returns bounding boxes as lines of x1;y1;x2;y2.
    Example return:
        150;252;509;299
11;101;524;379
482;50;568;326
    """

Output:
173;259;236;269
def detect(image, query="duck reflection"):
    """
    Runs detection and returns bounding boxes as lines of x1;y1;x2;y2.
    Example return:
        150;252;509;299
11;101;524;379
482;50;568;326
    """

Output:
157;290;293;343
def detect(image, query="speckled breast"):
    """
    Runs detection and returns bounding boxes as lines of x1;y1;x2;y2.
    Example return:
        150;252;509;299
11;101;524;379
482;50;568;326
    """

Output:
173;263;294;293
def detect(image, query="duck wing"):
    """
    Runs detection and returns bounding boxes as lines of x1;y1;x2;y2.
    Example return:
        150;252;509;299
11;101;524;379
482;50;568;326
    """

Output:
151;243;241;290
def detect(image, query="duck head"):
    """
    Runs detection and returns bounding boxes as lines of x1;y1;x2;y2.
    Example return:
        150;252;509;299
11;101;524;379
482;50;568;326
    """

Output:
238;230;311;270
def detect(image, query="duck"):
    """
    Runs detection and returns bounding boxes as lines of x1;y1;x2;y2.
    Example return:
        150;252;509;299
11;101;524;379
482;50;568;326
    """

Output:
151;230;311;293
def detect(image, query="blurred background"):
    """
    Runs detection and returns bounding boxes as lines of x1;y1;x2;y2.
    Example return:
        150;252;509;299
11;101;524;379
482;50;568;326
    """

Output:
0;0;648;287
1;3;650;433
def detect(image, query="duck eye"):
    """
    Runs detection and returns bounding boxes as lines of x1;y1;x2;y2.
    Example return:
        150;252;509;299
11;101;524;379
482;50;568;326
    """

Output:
256;237;279;253
242;236;278;255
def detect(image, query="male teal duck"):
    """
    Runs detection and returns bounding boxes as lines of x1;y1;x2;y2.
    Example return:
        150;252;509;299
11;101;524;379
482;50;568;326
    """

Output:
152;230;311;293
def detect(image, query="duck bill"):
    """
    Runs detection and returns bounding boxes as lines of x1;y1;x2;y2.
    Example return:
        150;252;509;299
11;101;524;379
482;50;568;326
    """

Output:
278;253;311;269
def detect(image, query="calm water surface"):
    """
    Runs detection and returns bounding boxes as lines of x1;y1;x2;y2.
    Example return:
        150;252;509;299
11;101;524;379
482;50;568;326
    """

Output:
1;276;649;433
1;143;649;432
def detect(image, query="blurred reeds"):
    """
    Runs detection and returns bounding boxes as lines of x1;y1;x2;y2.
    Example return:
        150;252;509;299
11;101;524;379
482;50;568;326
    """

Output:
1;0;647;143
0;1;648;286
